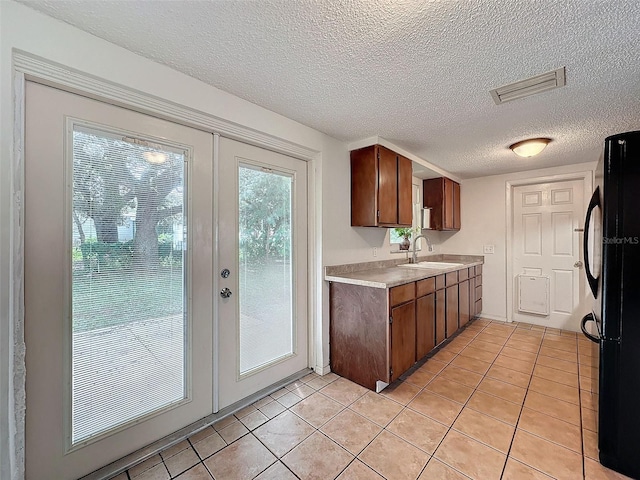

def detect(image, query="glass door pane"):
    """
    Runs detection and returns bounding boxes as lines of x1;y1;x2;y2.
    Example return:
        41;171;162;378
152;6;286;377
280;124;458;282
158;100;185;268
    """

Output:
71;126;187;444
238;164;294;374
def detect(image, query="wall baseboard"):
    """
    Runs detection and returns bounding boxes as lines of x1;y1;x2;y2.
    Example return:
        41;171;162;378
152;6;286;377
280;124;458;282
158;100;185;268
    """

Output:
477;313;509;323
315;364;332;375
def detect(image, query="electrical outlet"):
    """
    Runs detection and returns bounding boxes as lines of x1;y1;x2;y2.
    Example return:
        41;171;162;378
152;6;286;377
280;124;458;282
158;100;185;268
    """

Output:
483;245;495;254
373;247;378;257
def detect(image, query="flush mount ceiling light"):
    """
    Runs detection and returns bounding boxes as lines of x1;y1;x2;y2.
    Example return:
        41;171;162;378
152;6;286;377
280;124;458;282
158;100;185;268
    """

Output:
510;138;551;157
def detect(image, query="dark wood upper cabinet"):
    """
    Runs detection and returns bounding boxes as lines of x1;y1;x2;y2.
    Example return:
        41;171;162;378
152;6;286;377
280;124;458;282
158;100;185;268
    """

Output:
452;181;461;230
351;145;412;227
397;155;413;225
423;177;461;231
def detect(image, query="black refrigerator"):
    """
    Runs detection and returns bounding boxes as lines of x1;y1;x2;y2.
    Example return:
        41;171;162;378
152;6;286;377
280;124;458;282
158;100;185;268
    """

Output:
582;130;640;479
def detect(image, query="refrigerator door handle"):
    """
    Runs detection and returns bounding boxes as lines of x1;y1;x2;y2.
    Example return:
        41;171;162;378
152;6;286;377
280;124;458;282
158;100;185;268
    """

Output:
580;313;601;343
584;187;600;298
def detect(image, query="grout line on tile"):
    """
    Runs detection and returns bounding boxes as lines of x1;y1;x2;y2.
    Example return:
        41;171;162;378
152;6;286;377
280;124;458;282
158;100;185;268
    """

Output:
415;318;509;477
575;335;587;480
123;319;598;480
496;320;541;480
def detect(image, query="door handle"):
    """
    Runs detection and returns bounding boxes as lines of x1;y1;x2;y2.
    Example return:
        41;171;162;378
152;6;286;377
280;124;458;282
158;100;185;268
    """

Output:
580;313;600;344
583;187;600;298
220;287;232;299
574;261;583;268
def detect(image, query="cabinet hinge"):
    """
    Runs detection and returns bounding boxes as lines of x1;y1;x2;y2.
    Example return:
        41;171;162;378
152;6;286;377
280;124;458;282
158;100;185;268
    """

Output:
390;368;393;377
377;151;380;160
377;210;380;218
389;315;393;324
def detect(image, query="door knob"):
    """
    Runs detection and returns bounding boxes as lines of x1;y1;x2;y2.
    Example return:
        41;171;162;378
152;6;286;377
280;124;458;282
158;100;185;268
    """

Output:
574;261;583;268
220;287;232;298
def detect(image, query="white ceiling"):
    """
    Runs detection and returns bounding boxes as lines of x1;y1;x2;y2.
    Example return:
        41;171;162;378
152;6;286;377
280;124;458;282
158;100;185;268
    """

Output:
18;0;640;178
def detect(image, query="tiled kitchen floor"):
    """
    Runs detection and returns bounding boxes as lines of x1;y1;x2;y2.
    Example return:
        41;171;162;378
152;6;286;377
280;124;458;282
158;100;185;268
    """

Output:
113;319;632;480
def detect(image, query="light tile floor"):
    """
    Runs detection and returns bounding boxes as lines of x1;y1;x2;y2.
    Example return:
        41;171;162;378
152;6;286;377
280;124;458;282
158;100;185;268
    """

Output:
113;319;633;480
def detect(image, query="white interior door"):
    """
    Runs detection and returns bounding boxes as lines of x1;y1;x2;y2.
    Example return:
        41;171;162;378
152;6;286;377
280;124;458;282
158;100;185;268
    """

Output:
512;180;584;328
218;138;308;409
24;82;214;479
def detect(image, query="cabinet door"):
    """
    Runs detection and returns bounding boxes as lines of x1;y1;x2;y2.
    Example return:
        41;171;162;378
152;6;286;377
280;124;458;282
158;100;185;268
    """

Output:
423;177;444;230
446;284;459;337
443;178;454;229
459;280;470;327
475;274;483;316
378;146;398;224
350;145;377;226
453;181;461;230
416;293;436;360
390;301;416;382
435;289;446;345
397;155;413;226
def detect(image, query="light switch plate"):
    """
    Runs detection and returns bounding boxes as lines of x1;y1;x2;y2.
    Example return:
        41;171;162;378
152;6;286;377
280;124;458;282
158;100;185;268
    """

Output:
483;245;495;254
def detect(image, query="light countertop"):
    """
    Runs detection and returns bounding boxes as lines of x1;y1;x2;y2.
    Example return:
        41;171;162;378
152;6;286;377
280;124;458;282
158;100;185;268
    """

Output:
325;254;484;289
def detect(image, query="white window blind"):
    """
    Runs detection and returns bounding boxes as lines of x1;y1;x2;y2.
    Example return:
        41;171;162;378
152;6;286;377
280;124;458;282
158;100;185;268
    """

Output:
71;126;187;444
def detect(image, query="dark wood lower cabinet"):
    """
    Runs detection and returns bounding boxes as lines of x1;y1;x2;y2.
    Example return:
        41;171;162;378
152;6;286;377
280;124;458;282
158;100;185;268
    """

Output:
459;280;470;327
329;283;388;390
330;265;483;391
416;293;436;359
446;284;459;337
435;288;446;345
390;301;416;382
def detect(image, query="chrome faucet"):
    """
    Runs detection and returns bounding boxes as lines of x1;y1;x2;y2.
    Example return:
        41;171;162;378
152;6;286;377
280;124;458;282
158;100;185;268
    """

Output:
412;234;433;263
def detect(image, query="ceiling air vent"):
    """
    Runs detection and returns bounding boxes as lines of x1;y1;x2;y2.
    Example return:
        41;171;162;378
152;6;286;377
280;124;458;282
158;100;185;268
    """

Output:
490;67;566;105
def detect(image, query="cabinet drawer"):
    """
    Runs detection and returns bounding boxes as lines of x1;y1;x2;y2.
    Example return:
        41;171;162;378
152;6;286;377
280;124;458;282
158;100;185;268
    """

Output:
476;274;482;286
435;274;446;290
475;265;483;276
445;271;458;286
458;268;469;282
416;277;436;297
475;298;482;315
390;282;415;307
475;284;482;301
468;267;475;278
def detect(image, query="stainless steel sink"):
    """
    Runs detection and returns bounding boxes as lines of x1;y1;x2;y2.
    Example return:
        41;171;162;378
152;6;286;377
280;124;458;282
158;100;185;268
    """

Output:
398;261;465;269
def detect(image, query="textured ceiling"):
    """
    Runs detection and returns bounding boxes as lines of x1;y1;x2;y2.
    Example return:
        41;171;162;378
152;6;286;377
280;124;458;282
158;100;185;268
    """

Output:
18;0;640;178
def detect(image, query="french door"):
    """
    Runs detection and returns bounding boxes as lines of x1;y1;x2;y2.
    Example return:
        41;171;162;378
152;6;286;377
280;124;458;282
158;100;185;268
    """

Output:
24;82;214;479
217;138;309;409
24;82;311;478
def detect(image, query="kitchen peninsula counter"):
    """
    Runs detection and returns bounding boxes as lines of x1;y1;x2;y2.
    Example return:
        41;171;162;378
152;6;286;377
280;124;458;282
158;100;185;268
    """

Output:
326;254;484;391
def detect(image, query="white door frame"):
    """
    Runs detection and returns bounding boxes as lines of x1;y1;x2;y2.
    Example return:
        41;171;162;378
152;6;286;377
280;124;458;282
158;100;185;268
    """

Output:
505;171;593;323
9;51;323;477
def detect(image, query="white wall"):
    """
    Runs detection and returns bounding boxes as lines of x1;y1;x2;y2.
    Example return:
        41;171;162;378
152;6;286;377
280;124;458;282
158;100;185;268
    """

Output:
438;161;597;324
